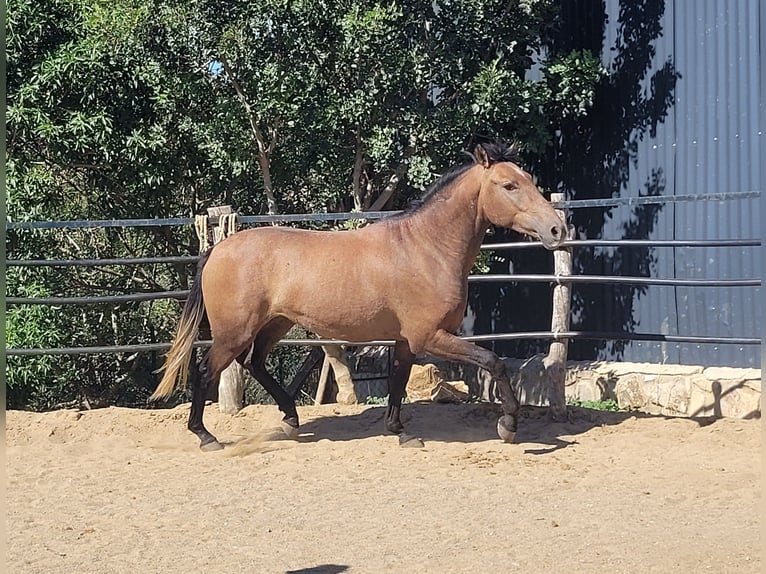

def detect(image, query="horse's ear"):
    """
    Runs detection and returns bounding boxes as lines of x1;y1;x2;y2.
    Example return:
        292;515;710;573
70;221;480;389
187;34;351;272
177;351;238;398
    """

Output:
474;144;491;168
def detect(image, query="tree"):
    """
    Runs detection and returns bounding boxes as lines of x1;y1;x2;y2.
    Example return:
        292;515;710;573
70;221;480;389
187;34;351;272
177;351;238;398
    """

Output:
6;0;221;407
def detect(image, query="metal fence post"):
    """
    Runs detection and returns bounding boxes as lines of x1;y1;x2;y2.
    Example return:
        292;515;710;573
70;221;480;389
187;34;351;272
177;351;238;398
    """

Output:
544;193;573;419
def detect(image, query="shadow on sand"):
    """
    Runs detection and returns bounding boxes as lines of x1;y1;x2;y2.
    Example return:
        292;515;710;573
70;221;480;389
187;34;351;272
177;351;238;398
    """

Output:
285;565;349;574
287;402;723;455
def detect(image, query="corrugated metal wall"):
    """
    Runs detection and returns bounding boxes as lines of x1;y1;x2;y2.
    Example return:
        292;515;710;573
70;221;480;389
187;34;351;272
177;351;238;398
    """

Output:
604;0;762;367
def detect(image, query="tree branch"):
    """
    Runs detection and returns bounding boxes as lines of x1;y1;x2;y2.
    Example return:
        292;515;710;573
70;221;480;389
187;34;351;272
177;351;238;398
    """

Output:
218;55;279;215
218;55;269;153
368;133;417;211
352;126;365;211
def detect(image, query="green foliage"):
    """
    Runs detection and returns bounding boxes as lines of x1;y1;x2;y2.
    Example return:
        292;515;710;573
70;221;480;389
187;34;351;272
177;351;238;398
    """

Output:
364;396;388;406
568;398;621;412
5;290;72;407
544;50;608;118
471;250;498;275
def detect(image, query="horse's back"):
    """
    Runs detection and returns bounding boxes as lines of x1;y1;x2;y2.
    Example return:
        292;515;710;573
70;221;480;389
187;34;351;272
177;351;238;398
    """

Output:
201;226;399;334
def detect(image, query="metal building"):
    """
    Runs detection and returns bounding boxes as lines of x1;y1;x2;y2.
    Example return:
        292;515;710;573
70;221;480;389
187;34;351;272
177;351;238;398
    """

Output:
599;0;761;367
479;0;761;368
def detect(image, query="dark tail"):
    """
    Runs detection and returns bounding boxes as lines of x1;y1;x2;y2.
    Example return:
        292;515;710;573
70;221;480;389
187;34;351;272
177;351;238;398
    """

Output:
150;249;213;400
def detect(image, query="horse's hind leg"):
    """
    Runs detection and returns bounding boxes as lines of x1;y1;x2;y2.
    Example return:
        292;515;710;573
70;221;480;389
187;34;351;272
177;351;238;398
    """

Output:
237;317;301;438
384;341;415;435
188;352;223;451
422;329;519;443
190;335;250;451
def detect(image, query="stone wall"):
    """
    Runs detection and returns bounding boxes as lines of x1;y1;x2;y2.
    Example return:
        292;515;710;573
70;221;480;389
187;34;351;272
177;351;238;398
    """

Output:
426;355;762;419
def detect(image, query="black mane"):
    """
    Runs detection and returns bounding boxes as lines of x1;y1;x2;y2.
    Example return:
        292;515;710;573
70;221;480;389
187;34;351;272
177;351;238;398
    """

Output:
390;141;522;218
477;141;522;165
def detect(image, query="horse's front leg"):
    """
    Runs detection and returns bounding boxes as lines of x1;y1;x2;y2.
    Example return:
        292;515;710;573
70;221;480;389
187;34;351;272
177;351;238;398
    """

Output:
384;341;415;436
423;329;519;443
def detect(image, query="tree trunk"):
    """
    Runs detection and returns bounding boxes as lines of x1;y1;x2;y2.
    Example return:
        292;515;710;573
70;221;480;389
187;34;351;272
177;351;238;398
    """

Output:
352;128;364;212
218;55;279;217
368;133;416;211
257;150;278;216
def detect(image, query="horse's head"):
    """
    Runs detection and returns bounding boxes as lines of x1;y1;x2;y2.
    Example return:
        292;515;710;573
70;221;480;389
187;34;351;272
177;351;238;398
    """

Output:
474;143;566;249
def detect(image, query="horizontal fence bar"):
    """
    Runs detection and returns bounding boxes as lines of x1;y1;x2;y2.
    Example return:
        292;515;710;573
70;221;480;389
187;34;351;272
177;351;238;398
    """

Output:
7;191;760;230
552;190;760;209
481;238;762;250
7;217;196;230
6;291;189;305
6;211;395;230
5;341;211;356
463;332;761;345
6;331;759;357
467;275;761;287
6;256;200;267
468;275;762;287
6;238;762;267
8;271;761;306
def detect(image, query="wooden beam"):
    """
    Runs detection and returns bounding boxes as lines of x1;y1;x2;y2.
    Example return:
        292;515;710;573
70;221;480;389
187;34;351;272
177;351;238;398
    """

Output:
544;193;573;420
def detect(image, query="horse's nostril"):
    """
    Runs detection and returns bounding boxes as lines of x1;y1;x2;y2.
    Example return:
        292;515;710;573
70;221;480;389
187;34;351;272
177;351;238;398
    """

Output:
551;226;559;237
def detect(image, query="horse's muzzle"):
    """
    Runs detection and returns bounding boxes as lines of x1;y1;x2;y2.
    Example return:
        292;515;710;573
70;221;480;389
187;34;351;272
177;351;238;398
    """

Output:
539;221;567;250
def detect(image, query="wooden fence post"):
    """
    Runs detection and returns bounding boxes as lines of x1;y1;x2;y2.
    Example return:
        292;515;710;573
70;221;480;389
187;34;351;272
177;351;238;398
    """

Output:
195;206;246;415
315;345;357;405
543;193;572;420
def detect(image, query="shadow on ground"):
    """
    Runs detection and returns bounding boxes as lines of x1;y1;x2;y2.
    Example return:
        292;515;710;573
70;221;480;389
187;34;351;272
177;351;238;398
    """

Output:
285;565;349;574
288;402;722;454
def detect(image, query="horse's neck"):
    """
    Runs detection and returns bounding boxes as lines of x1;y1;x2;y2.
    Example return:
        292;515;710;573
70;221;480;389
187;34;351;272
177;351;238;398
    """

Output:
404;169;489;276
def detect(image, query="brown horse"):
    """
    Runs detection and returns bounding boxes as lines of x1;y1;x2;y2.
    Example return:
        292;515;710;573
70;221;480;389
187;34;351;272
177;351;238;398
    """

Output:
151;143;566;450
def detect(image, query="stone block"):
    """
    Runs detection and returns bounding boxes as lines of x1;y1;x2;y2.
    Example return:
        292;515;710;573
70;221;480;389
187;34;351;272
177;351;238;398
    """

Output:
615;375;648;410
656;375;692;416
703;367;761;382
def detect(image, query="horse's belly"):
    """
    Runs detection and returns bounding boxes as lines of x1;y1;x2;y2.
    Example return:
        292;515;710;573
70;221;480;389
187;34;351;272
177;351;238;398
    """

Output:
282;302;402;343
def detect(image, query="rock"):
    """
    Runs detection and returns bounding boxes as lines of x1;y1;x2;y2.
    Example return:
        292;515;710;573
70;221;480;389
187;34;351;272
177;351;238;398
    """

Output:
407;364;445;401
615;375;647;410
431;381;469;403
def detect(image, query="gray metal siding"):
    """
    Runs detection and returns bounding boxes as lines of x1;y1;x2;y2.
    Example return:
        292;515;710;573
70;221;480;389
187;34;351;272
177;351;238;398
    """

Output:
599;0;761;367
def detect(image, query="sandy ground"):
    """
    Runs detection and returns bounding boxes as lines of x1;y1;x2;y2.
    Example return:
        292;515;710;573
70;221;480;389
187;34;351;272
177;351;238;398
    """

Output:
6;401;762;573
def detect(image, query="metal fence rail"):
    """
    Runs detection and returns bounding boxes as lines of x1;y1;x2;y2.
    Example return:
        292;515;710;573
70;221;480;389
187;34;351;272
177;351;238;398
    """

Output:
6;191;759;230
6;291;190;305
6;238;761;268
6;331;760;357
5;272;760;307
5;190;761;357
6;256;199;267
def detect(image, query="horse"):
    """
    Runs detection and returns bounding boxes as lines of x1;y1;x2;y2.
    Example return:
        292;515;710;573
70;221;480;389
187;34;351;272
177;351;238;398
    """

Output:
150;142;566;451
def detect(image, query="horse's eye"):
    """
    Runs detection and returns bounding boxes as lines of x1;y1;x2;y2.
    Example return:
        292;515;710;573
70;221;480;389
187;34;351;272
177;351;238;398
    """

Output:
503;182;518;191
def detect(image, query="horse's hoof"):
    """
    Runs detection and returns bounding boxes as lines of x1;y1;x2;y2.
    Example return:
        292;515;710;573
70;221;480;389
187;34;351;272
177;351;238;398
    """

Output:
280;419;300;439
200;439;224;452
399;433;425;448
497;415;517;444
